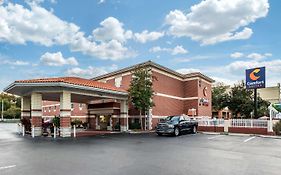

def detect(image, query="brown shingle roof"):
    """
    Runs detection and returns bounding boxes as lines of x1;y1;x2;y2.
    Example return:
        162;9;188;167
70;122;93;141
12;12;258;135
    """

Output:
15;77;126;93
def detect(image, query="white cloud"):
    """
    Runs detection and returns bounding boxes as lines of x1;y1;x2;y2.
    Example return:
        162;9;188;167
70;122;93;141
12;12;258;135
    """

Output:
40;52;78;66
0;3;136;60
0;3;80;46
134;30;164;43
176;68;200;74
0;59;29;66
65;64;118;78
149;45;188;55
98;0;105;4
172;45;188;55
165;0;269;45
230;52;244;58
25;0;56;5
204;59;281;86
247;52;272;60
92;17;132;43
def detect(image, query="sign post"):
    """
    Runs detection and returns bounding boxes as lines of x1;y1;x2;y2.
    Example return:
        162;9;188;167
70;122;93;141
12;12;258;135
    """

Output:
245;67;266;118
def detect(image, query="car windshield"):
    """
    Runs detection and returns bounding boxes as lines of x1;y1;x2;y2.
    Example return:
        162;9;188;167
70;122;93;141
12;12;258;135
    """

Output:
165;116;180;122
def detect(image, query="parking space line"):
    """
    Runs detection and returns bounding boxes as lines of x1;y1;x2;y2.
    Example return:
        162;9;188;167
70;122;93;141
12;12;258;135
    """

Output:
0;165;16;170
208;135;224;140
243;136;256;143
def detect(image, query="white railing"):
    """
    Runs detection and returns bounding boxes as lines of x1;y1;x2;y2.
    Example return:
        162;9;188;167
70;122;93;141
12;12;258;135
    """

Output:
198;118;224;126
197;118;268;128
230;119;268;128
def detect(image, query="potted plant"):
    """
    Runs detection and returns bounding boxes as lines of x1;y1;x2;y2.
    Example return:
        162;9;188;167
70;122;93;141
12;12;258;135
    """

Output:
52;116;60;137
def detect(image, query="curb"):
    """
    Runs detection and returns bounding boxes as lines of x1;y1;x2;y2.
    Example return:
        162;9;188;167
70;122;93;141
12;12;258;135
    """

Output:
199;132;220;135
200;131;281;139
127;130;155;134
257;135;281;139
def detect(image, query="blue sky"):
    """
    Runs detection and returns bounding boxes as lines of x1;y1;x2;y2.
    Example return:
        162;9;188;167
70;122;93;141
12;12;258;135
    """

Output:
0;0;281;90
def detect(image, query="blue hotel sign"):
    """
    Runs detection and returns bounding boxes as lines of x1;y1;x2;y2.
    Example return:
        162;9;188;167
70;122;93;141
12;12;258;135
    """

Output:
246;67;266;89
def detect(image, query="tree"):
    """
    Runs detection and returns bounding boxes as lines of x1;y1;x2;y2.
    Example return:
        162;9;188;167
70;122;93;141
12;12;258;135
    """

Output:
4;106;21;119
227;81;270;118
212;83;229;111
128;65;155;130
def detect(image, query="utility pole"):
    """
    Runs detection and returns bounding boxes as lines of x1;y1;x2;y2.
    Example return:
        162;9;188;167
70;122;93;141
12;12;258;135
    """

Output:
254;89;258;118
1;99;3;121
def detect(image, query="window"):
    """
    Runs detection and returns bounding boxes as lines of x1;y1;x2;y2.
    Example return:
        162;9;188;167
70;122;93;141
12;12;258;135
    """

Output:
79;103;83;110
49;107;51;112
179;116;185;121
114;76;122;87
54;106;57;111
71;103;74;111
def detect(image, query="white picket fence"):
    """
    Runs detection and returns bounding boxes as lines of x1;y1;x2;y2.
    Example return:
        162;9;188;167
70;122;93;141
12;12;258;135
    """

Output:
198;118;224;126
230;119;268;128
198;118;268;128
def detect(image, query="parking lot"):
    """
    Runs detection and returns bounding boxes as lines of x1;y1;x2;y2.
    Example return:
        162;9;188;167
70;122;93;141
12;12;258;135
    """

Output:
1;123;281;175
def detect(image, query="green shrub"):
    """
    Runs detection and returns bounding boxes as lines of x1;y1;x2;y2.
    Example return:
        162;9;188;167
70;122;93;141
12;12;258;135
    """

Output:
52;116;60;127
273;120;281;135
114;123;120;131
129;122;141;130
71;119;82;127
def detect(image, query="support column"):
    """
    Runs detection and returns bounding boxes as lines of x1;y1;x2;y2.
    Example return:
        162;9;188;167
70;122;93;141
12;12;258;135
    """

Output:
120;100;128;132
88;110;96;130
60;91;71;137
31;93;42;136
21;96;31;119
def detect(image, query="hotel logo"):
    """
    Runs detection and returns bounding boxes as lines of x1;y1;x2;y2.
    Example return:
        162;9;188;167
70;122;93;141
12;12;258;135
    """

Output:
246;67;265;89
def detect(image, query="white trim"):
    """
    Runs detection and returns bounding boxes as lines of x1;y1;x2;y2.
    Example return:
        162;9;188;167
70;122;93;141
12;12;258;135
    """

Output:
42;103;60;108
152;115;168;119
184;77;212;84
155;92;198;101
103;72;131;81
111;115;119;118
5;82;128;97
98;67;212;85
88;107;120;111
152;68;183;81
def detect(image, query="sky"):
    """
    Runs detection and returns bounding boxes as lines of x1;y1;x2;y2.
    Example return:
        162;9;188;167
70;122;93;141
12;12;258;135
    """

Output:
0;0;281;91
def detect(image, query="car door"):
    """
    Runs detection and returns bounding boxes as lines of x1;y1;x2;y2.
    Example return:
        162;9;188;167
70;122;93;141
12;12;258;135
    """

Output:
184;116;193;131
179;116;188;131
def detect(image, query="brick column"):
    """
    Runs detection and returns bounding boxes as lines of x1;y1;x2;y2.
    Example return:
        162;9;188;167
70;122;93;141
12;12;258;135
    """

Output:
88;109;96;130
60;91;71;137
120;100;128;132
31;92;42;136
21;96;31;119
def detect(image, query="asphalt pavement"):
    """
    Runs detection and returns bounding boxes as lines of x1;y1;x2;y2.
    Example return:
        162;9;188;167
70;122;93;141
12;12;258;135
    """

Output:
1;123;281;175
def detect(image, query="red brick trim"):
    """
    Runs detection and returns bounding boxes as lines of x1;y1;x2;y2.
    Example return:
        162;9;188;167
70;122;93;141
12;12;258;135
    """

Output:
229;127;267;135
198;126;224;132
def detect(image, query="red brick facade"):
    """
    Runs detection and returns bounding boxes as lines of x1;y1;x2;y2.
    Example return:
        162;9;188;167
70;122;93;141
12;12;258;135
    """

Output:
41;62;213;130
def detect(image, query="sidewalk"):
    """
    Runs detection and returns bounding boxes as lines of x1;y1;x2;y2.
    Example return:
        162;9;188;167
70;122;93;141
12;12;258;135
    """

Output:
199;131;281;139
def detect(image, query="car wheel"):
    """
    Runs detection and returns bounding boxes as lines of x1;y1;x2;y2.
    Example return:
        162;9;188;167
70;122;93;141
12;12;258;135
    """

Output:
192;126;197;134
174;127;180;136
157;133;162;136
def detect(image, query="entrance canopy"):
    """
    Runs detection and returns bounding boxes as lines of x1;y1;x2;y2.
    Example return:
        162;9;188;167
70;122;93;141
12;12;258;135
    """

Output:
4;77;128;102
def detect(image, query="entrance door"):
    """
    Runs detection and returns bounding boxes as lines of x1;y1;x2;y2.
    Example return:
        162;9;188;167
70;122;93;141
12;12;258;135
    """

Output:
98;115;111;130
